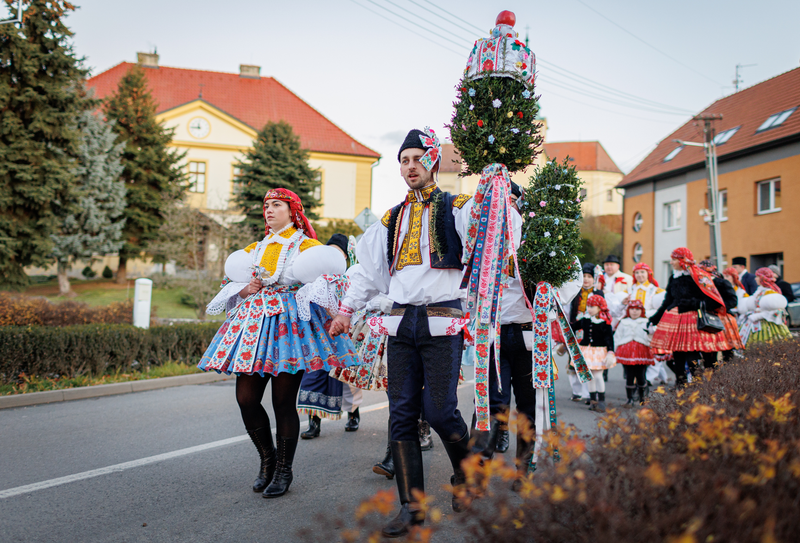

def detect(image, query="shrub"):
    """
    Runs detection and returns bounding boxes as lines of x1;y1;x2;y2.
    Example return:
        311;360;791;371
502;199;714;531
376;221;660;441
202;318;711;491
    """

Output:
102;265;113;279
81;266;97;279
0;293;137;326
0;322;219;384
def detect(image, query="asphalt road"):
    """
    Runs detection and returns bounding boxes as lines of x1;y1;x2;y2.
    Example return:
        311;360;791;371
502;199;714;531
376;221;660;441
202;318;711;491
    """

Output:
0;357;632;542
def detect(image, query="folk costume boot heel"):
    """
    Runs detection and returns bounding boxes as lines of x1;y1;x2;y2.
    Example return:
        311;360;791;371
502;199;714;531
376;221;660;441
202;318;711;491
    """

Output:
638;384;648;406
596;392;607;413
624;385;636;408
344;408;360;432
247;426;276;493
495;422;510;453
588;392;598;411
301;415;320;439
373;419;395;479
442;429;472;513
381;441;424;538
418;420;434;451
262;437;297;498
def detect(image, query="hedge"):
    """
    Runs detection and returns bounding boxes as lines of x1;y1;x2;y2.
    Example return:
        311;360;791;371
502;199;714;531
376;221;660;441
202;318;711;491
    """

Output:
0;292;136;326
0;323;219;383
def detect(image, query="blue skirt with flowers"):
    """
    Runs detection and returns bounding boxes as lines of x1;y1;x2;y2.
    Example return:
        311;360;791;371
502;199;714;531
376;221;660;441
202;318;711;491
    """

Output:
198;285;358;376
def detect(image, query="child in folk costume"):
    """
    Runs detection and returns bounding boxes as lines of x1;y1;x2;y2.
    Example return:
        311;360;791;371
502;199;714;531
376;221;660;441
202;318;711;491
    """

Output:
649;248;730;388
614;300;653;407
575;294;615;413
565;263;603;403
738;267;792;345
199;188;359;499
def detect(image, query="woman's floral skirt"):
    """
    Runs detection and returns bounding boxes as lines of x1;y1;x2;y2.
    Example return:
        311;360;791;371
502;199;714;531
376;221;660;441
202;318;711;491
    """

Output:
747;320;792;346
198;289;359;376
581;345;612;371
616;341;654;366
329;310;389;391
721;312;744;350
651;308;732;354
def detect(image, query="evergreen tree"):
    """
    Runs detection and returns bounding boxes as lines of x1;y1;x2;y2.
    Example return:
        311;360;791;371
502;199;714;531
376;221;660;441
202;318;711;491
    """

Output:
0;0;87;289
103;65;186;283
233;121;320;237
51;107;126;295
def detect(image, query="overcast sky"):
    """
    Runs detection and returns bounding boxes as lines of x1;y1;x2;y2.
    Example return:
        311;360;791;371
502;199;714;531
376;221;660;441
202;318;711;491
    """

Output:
23;0;800;213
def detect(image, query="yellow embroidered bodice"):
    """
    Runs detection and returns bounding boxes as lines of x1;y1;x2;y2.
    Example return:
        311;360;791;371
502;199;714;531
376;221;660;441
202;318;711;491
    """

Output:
243;227;321;275
632;282;664;305
577;287;592;313
396;183;438;271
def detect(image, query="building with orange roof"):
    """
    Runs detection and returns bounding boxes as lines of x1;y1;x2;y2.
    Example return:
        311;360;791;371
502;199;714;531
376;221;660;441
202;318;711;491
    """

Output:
619;66;800;284
88;53;380;226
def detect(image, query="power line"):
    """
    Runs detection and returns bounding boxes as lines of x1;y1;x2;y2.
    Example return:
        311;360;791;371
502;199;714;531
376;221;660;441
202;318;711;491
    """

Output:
574;0;724;87
419;0;487;35
360;0;471;51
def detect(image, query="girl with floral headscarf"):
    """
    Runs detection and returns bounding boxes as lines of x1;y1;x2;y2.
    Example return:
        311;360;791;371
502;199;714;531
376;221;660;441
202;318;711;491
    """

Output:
737;267;791;345
198;188;359;499
649;248;732;388
575;294;615;413
625;262;665;319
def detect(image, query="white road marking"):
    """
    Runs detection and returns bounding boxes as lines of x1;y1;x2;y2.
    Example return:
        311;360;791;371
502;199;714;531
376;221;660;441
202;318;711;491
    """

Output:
0;380;477;500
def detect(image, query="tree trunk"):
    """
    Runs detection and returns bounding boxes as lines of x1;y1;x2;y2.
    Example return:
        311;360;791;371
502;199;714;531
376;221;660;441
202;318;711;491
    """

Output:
116;256;128;284
57;261;72;297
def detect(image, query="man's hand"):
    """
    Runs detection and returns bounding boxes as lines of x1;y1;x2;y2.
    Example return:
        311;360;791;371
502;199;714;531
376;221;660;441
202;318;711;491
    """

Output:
329;314;351;337
238;277;263;298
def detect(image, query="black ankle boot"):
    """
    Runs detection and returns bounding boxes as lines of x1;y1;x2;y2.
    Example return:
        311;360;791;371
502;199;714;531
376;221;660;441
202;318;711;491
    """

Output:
418;420;433;451
638;384;648;405
442;429;472;513
262;436;297;498
596;392;607;413
344;408;360;432
247;426;276;493
495;423;510;453
381;441;424;538
373;418;394;479
301;415;320;439
624;385;636;408
588;391;598;411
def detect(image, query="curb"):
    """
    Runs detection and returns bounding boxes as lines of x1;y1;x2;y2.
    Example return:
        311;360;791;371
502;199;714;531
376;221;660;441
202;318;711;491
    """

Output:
0;372;232;410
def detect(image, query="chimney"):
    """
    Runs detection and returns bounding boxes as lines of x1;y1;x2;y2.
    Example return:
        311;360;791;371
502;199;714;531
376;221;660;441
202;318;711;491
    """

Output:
137;51;159;68
239;64;260;78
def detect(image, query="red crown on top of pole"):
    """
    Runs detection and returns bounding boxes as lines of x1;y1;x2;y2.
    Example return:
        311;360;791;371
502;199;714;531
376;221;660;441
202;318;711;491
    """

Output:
495;10;516;27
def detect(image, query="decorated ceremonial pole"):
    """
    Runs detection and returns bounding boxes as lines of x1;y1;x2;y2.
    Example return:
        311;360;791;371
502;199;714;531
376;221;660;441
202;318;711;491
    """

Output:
450;10;541;432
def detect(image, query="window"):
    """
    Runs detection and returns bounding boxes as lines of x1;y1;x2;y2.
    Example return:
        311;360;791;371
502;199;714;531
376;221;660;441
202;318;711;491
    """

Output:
632;243;643;263
312;171;322;201
606;190;613;202
757;107;796;132
231;166;243;194
632;212;643;232
703;190;728;222
187;161;206;193
663;201;681;230
664;146;683;162
757;178;781;214
712;126;740;146
580;188;587;199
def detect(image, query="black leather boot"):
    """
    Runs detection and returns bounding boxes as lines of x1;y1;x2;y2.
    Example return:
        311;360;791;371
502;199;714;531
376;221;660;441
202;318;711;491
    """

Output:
262;436;297;498
247;426;276;493
418;419;433;451
624;385;636;408
495;422;510;453
381;441;424;538
344;408;360;432
588;391;598;411
511;431;535;492
596;392;607;413
442;428;472;513
638;384;648;406
373;418;394;479
300;415;320;439
469;413;500;460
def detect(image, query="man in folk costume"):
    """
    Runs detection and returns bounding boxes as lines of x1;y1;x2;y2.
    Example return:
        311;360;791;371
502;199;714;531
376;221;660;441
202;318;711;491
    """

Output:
330;128;476;538
732;256;758;296
597;254;632;324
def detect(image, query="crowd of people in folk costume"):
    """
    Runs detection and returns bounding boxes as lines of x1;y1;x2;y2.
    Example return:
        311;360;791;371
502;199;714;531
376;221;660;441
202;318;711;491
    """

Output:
196;127;794;538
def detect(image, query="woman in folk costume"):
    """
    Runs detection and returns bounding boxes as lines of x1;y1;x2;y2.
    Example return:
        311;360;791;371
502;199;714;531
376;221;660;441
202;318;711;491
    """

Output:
199;188;359;499
723;267;749;325
649;248;730;388
698;260;744;368
297;234;364;438
738;267;792;345
575;294;615;413
614;300;653;407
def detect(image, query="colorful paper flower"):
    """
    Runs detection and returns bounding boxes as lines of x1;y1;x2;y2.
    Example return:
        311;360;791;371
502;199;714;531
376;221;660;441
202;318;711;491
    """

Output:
469;104;474;110
468;88;476;96
559;199;564;204
492;99;502;108
517;112;524;118
511;128;519;134
488;135;495;144
555;184;561;190
549;251;556;257
507;111;513;118
554;219;560;225
477;120;484;127
499;146;506;153
539;201;546;207
544;232;551;237
528;212;535;217
522;90;531;99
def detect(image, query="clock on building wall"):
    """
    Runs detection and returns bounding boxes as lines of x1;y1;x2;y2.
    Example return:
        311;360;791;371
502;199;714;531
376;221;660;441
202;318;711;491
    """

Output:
188;117;210;139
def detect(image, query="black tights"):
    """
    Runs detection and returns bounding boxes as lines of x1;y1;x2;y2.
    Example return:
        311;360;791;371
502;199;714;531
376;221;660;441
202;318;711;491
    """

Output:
667;351;699;388
236;372;304;438
625;365;647;388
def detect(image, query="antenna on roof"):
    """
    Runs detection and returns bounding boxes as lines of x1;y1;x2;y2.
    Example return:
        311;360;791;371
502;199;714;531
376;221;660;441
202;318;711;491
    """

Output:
198;83;204;99
733;63;756;92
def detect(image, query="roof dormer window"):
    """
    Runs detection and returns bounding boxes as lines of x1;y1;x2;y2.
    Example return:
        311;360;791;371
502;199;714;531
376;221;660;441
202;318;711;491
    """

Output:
712;126;740;146
663;146;683;162
757;107;796;133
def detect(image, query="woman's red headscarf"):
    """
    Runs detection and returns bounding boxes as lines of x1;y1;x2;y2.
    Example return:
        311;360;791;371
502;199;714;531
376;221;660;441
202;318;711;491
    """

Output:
722;267;745;291
632;262;658;288
755;267;780;293
586;294;612;324
671;247;724;306
263;188;317;240
625;299;646;319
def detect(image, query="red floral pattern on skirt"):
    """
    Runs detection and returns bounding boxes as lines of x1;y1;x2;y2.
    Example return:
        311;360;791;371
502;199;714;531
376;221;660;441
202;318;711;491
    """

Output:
616;340;654;365
650;308;732;354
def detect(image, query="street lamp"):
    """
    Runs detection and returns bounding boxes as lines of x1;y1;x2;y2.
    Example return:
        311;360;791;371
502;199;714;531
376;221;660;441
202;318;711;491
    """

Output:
674;114;724;269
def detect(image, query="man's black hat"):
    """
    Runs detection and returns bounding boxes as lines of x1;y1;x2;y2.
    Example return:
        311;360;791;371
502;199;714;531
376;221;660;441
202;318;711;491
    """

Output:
582;262;596;276
732;256;747;266
397;129;429;162
604;255;621;264
326;233;349;256
510;181;522;198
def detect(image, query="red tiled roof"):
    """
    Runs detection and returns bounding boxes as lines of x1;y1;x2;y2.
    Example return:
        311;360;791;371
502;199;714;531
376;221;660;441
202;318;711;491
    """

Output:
542;141;622;173
620;67;800;187
87;62;380;159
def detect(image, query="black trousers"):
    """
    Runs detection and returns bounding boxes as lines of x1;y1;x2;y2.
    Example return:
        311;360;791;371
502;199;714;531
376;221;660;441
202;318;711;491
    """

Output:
487;323;537;427
387;301;468;443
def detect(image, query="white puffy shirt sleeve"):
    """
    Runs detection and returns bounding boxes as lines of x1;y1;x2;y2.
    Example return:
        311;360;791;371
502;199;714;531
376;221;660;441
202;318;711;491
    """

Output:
454;197;474;247
340;221;391;314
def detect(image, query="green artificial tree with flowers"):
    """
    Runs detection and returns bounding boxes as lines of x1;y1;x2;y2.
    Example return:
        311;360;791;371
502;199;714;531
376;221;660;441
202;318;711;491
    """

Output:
517;157;585;288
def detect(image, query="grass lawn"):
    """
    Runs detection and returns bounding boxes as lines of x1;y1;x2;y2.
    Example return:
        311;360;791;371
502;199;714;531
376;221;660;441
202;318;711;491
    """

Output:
25;278;223;321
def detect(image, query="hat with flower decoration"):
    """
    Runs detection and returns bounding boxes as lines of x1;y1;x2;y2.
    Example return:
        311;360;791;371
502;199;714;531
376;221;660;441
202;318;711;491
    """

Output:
397;126;441;171
463;10;535;86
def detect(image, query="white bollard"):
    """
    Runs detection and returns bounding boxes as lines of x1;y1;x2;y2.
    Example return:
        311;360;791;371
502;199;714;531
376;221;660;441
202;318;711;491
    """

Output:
132;278;153;329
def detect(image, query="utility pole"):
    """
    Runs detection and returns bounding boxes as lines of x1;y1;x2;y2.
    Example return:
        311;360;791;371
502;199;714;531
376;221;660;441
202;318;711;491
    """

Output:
674;114;724;269
733;64;756;92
